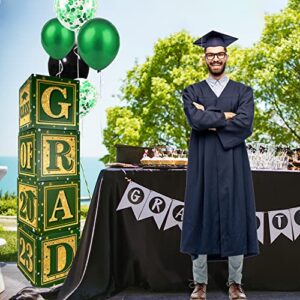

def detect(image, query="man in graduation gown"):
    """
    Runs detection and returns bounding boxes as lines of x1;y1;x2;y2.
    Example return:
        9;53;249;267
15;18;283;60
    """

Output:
180;30;259;300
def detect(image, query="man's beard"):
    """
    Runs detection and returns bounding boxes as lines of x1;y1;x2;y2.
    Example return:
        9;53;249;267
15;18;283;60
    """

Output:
207;61;226;76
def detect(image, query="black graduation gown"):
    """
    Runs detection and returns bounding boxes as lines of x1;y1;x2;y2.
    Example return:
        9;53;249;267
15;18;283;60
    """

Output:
180;79;259;261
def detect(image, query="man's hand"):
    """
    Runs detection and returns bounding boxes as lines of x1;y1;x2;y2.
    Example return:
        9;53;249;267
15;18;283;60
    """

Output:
224;112;236;120
193;102;204;111
209;112;236;131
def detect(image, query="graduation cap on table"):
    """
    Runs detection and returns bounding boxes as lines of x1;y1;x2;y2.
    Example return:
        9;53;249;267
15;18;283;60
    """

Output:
194;30;238;48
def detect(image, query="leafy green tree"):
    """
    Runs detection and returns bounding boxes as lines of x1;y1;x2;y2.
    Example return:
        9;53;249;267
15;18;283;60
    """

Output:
230;0;300;144
101;32;206;163
101;107;142;163
101;0;299;163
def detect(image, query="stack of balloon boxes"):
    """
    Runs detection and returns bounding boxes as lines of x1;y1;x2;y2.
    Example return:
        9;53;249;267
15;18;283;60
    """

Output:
17;74;80;287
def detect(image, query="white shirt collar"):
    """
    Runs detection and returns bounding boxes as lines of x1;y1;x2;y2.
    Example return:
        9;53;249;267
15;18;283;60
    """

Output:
207;75;229;86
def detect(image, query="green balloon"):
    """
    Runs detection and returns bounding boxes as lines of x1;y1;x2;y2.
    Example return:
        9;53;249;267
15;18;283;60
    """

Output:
41;18;75;60
78;18;120;71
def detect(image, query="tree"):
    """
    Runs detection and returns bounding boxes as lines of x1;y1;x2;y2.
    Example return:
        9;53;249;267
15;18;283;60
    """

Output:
230;0;300;144
101;107;142;163
101;32;206;163
101;0;299;163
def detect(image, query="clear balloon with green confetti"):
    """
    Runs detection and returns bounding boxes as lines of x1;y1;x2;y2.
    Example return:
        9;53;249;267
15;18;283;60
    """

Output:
55;0;97;32
78;78;97;117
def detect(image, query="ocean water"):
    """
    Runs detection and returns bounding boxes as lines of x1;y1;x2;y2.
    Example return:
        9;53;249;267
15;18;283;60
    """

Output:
0;156;105;198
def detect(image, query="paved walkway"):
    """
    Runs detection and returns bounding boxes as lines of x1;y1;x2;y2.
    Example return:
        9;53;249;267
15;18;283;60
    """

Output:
0;263;31;300
1;264;300;300
0;217;17;232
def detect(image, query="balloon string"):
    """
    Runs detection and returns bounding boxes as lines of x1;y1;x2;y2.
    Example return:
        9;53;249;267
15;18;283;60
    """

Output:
73;46;80;79
98;71;103;134
56;60;64;77
99;71;102;102
80;161;92;201
79;118;91;200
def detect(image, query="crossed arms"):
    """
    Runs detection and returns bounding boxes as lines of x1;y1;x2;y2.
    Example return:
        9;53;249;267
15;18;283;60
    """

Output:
182;85;254;149
192;102;236;131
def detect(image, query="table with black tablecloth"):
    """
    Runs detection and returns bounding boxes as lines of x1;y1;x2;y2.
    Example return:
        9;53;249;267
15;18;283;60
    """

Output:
52;168;300;300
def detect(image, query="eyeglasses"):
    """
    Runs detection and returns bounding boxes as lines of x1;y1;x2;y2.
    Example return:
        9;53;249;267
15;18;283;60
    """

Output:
205;52;227;60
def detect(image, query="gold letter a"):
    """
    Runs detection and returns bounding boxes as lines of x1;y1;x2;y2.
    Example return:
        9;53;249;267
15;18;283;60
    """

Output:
49;190;74;222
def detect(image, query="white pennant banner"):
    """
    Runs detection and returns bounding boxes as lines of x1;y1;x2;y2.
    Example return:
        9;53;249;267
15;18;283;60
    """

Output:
116;180;299;241
256;212;264;244
289;206;300;241
164;199;185;231
116;181;150;220
138;191;173;229
268;209;294;244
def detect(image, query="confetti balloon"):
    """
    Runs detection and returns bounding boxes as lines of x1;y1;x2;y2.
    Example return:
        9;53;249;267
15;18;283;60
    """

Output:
78;79;97;117
55;0;97;32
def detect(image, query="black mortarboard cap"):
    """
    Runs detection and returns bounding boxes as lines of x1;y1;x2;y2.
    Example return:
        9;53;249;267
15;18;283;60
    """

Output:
194;30;238;48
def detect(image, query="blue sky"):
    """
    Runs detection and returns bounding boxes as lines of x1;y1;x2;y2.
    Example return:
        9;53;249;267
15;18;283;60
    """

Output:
0;0;288;158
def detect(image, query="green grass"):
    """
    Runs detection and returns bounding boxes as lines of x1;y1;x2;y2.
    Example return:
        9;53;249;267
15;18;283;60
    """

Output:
0;225;17;262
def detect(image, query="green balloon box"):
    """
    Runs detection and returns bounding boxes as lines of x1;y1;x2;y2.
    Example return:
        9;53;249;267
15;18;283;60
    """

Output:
17;224;80;287
19;74;79;132
18;74;81;287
